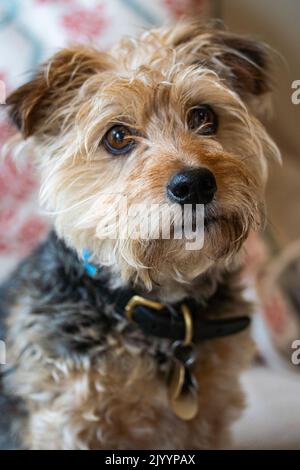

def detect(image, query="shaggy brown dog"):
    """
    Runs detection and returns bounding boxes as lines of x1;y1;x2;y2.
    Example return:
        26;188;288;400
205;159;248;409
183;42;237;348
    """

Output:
1;20;280;449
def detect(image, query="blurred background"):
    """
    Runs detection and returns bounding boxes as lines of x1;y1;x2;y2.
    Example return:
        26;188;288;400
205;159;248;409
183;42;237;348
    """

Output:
0;0;300;449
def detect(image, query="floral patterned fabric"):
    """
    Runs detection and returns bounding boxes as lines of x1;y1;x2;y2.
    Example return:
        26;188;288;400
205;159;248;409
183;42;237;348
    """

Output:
0;0;205;280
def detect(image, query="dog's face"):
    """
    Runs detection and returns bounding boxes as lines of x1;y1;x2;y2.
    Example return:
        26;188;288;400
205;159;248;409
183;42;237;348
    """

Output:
7;22;280;289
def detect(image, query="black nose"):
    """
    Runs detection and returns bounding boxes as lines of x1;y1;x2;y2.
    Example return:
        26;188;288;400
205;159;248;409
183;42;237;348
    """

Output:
167;168;217;205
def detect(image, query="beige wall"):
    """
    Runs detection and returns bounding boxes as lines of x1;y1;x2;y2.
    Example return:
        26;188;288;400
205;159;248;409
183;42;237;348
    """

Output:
220;0;300;246
222;0;300;154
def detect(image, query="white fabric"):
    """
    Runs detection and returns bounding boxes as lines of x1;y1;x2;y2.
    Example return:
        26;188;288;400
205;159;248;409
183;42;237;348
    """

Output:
233;366;300;449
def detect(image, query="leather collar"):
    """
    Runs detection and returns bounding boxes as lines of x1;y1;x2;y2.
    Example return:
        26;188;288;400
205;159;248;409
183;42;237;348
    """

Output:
113;290;250;344
82;250;250;344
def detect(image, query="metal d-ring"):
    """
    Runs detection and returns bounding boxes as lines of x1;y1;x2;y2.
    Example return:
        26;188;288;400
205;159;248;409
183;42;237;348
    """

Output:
181;304;194;345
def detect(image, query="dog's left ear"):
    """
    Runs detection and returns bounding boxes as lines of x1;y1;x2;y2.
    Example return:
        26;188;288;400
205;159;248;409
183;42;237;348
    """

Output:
211;31;271;97
169;23;272;98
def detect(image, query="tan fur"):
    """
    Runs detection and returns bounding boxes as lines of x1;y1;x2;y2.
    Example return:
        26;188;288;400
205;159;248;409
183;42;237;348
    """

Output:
5;20;280;449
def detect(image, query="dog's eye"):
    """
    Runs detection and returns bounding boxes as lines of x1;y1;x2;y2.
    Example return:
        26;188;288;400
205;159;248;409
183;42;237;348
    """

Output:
103;125;135;155
187;105;218;136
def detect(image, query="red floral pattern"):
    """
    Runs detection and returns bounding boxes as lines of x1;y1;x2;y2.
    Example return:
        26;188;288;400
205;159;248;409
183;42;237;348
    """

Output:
61;5;109;41
163;0;203;18
36;0;73;4
0;121;13;142
0;158;36;202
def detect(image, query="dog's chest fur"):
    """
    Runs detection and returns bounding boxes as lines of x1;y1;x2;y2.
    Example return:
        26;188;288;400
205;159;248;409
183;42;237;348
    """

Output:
1;233;254;449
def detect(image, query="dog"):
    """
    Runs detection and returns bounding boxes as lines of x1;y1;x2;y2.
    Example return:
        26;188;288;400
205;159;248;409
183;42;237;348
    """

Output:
0;20;280;449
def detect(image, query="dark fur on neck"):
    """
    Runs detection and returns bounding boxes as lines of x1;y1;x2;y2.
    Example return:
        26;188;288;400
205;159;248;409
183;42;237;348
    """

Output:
1;231;250;356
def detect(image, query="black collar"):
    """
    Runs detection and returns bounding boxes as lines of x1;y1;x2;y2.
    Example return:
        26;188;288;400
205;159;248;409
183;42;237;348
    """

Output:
112;288;250;344
82;249;250;344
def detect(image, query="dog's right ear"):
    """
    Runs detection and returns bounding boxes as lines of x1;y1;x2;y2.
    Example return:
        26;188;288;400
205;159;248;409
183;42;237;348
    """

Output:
7;46;111;138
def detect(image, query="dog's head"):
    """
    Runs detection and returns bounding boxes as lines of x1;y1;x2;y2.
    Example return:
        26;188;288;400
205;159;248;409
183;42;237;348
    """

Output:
7;21;280;289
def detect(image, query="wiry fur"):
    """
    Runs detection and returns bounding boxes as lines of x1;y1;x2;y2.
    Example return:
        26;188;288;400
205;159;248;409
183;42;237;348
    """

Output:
1;20;280;449
2;233;253;449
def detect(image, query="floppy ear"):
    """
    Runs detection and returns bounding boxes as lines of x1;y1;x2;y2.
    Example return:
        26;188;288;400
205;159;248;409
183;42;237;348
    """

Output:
167;22;272;98
7;46;111;138
211;31;271;97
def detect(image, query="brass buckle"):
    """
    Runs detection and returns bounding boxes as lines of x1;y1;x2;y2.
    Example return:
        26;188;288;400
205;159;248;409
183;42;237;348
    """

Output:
125;295;164;320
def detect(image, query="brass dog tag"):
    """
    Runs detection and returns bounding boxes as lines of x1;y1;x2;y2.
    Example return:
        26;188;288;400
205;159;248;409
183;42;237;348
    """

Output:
167;359;198;421
170;379;198;421
168;359;185;400
167;304;199;421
